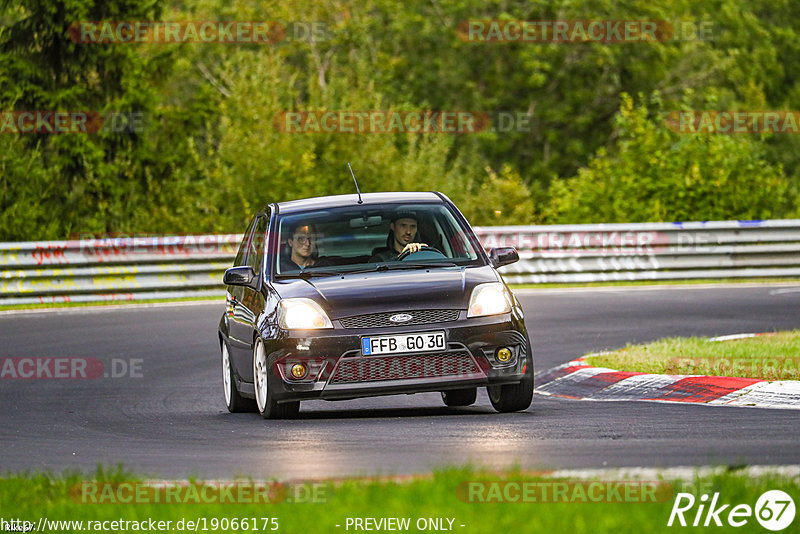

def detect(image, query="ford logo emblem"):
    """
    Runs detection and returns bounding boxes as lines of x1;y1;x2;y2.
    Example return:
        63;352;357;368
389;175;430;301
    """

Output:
389;313;413;323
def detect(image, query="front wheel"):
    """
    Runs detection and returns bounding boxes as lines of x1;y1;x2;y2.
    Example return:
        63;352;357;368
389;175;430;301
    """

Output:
222;341;256;413
253;338;299;419
487;357;533;413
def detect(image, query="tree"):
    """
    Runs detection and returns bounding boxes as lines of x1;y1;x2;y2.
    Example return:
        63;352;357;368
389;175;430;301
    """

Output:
545;93;790;223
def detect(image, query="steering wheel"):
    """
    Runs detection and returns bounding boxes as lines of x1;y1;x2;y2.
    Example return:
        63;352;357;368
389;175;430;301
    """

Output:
397;246;446;261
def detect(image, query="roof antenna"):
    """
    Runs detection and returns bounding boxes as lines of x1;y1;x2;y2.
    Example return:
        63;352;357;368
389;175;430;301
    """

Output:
348;162;363;204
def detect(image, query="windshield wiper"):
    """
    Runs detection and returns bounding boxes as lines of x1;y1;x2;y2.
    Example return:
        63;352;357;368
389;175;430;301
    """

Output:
275;271;341;280
339;262;458;274
394;262;458;269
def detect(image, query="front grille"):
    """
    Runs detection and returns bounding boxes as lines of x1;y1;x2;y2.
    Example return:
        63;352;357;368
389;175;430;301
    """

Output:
328;350;481;384
339;309;460;329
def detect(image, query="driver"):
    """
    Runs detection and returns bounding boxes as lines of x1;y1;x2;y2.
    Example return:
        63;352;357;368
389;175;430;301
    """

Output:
369;212;427;262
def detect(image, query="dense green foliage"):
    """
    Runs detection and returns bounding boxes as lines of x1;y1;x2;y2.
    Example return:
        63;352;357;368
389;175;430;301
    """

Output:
545;93;793;222
2;0;799;240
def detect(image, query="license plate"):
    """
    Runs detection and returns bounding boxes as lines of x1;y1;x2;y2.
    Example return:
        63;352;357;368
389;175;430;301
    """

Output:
361;331;446;355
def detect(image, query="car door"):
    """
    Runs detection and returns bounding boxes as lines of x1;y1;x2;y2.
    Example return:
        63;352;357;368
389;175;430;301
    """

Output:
226;216;256;364
228;214;269;380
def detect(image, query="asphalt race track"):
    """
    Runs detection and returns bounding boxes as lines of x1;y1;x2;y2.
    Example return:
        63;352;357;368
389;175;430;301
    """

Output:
1;284;799;479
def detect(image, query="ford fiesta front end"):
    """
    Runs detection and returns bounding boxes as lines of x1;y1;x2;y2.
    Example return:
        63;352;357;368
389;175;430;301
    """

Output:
218;192;533;419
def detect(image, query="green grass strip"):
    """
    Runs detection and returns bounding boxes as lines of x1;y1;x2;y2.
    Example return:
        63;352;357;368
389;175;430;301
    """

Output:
0;297;221;312
585;331;800;380
1;467;798;533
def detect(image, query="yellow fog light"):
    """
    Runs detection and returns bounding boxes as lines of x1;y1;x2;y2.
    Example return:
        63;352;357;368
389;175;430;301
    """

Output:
496;348;512;363
290;363;308;379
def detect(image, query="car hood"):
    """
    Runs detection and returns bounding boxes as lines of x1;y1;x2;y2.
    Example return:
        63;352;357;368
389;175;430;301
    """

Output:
273;266;500;319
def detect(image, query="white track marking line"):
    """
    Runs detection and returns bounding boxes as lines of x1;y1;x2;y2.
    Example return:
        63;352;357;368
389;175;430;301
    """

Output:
548;465;800;481
513;282;800;294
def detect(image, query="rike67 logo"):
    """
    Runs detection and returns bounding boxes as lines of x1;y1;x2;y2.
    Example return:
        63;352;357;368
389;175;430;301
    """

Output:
668;490;795;531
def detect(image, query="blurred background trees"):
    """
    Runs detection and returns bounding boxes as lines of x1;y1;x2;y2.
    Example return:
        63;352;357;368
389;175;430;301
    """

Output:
2;0;799;240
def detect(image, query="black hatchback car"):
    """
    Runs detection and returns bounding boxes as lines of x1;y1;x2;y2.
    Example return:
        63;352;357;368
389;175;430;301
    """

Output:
218;192;532;418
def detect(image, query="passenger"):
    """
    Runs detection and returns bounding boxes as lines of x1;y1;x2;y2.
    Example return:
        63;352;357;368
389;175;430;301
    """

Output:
281;223;324;271
369;212;428;262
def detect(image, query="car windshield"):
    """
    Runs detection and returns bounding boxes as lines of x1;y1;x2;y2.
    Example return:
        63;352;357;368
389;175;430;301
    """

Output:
274;202;483;277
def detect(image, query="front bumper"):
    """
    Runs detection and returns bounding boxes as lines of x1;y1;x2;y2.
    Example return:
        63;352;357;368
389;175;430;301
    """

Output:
261;312;531;402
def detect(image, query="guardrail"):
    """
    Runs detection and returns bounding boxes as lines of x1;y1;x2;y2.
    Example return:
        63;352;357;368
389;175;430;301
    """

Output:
474;219;800;284
0;235;241;306
2;220;799;305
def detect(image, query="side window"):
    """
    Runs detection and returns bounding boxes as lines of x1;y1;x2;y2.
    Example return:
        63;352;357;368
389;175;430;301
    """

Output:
233;217;257;267
247;216;268;273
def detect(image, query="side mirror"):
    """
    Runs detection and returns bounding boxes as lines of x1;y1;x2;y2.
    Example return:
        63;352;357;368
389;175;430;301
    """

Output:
489;247;519;268
223;266;259;290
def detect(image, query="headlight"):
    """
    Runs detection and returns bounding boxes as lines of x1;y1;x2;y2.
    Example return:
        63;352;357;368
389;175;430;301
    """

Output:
467;282;512;318
278;298;333;329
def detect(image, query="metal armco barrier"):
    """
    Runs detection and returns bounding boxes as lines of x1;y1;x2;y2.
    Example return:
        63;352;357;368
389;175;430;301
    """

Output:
0;234;242;306
1;220;799;305
475;219;800;284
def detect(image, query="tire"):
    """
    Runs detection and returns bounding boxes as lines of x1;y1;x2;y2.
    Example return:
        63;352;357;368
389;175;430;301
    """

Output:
487;355;533;413
222;341;256;413
441;388;477;407
253;337;299;419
